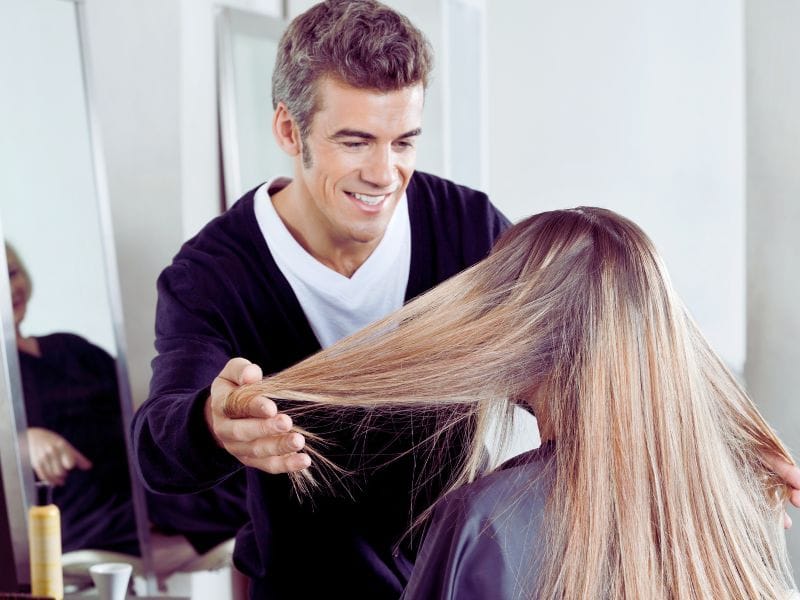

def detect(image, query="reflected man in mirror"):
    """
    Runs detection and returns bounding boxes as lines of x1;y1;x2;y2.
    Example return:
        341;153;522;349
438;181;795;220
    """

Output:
6;242;139;555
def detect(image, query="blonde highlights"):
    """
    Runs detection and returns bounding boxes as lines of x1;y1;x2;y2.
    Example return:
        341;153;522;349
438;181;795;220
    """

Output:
231;207;794;598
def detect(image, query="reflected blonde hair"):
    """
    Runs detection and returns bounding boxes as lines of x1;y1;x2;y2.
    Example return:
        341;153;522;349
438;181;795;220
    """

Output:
230;207;795;598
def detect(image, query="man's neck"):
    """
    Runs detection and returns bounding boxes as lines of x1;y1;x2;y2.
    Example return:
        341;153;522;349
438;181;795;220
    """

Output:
270;181;379;278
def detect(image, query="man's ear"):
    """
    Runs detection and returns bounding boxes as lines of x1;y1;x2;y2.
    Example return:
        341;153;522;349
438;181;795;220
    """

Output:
272;102;301;157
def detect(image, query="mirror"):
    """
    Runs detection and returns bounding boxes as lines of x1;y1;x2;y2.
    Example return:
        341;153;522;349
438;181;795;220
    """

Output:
0;0;153;592
217;6;291;208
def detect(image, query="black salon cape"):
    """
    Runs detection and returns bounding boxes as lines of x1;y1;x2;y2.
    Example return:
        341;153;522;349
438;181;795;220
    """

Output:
19;333;139;555
132;171;509;599
402;446;554;600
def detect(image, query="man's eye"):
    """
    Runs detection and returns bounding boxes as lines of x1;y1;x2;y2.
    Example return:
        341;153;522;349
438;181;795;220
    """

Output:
342;141;366;148
394;140;414;150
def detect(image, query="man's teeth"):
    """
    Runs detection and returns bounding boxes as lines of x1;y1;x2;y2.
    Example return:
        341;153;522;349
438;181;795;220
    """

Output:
352;192;384;206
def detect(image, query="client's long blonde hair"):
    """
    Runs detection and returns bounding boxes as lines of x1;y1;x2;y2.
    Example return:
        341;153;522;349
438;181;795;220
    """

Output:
230;207;794;599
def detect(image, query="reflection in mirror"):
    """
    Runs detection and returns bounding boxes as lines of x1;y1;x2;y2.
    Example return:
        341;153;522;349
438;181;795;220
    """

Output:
0;226;34;591
0;0;153;592
218;7;291;208
7;244;138;551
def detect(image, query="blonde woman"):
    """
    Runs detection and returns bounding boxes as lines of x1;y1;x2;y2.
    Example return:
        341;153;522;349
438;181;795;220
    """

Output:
228;207;798;599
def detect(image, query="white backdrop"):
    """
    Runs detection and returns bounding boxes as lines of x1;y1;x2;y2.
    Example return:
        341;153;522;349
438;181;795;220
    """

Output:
486;1;746;374
0;0;115;355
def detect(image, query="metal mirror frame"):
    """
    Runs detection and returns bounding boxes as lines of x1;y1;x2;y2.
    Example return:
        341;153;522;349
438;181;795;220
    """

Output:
216;5;288;208
0;0;155;591
0;226;36;588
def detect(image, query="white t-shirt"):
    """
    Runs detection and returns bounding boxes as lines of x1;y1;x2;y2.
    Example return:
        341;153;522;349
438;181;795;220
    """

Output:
253;177;412;348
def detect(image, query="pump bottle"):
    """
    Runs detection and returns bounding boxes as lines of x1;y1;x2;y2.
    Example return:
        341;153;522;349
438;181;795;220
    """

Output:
28;483;63;600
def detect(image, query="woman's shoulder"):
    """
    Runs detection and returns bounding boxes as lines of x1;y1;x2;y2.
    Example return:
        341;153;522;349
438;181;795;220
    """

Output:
420;444;554;559
446;444;555;513
402;448;552;599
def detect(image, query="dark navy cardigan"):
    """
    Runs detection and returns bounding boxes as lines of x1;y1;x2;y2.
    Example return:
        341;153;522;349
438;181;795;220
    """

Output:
21;333;139;555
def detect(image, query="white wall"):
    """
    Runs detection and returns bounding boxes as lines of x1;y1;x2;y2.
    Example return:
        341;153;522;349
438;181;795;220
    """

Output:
179;0;284;238
0;0;115;355
745;0;800;572
84;0;183;403
486;1;746;373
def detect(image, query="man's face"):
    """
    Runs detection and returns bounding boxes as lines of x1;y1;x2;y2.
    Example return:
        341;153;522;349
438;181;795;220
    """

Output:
294;78;424;250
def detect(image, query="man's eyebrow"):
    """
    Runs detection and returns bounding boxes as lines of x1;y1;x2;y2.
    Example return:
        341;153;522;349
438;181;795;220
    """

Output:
330;128;423;140
398;128;422;139
330;129;376;140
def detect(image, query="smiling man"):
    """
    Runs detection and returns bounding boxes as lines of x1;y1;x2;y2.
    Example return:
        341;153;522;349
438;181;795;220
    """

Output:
132;1;508;598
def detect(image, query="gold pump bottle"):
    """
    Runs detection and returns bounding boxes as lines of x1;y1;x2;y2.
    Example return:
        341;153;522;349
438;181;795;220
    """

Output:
28;484;63;600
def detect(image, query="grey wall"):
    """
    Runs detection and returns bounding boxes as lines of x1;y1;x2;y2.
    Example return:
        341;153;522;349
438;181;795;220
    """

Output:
745;0;800;572
85;0;182;405
486;1;747;374
0;0;115;355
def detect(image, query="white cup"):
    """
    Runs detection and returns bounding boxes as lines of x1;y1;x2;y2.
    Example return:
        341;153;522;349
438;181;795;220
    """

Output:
89;562;133;600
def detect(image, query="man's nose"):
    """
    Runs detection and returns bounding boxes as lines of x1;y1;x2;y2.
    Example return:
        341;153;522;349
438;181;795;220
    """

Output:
362;146;396;189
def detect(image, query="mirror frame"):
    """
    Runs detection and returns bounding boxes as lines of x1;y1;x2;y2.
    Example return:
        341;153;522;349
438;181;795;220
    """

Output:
216;6;287;208
0;227;36;589
0;0;155;591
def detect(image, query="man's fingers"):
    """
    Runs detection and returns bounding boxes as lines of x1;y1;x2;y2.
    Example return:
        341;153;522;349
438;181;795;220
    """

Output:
248;433;306;458
56;442;93;472
60;451;75;471
222;389;278;419
213;359;270;419
239;362;263;386
764;453;800;490
208;358;306;475
241;451;312;475
217;358;262;387
218;413;293;444
32;464;48;485
223;392;277;420
790;488;800;509
42;455;66;486
227;431;305;460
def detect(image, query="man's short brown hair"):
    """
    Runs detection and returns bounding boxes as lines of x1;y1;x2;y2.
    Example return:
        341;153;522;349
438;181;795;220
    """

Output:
272;0;433;139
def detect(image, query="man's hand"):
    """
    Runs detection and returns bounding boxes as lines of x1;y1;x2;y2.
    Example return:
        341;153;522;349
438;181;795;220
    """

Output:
205;358;311;474
763;452;800;529
26;427;92;486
